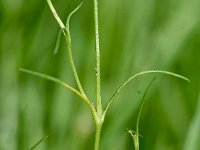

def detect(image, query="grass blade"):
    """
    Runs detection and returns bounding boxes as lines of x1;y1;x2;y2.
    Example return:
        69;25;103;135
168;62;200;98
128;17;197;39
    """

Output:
66;1;83;31
54;29;62;55
28;136;48;150
103;70;190;116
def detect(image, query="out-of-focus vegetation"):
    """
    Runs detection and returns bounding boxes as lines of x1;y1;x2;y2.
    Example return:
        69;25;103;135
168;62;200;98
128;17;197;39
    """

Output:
0;0;200;150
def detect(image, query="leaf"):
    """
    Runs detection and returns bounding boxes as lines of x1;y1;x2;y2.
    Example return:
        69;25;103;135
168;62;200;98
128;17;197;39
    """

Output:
28;136;48;150
19;68;95;116
19;68;82;98
127;78;155;150
66;1;84;31
136;77;156;134
53;29;62;55
103;70;190;116
47;0;65;29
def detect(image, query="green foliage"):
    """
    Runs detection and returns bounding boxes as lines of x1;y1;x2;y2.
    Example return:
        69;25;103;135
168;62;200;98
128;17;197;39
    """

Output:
20;1;190;150
0;0;199;150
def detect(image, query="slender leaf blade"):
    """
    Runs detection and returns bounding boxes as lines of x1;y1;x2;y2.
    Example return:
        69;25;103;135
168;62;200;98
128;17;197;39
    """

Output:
19;68;82;97
66;1;83;31
136;77;156;134
127;78;155;150
104;70;190;115
19;68;95;115
54;29;62;55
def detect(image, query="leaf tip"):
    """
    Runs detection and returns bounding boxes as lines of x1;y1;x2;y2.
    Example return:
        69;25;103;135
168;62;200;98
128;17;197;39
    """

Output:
66;1;84;31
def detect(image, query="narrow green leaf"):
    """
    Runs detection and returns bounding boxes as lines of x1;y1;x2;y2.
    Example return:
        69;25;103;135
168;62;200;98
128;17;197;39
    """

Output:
66;1;84;31
19;68;95;118
47;0;65;29
54;29;62;55
138;78;156;149
19;68;82;98
103;70;190;116
28;136;48;150
136;77;156;134
127;78;155;150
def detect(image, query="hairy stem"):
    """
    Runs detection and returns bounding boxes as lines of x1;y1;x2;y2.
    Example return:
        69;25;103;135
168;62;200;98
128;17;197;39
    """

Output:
94;123;102;150
92;1;104;150
93;0;102;116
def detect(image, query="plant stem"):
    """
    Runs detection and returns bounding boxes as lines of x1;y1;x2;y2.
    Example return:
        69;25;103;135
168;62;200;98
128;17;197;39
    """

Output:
63;30;87;98
47;0;87;98
134;135;139;150
93;0;102;116
92;1;104;150
47;0;65;29
94;122;102;150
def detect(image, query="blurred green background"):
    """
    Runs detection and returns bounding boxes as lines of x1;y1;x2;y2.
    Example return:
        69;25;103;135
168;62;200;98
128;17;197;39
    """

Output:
0;0;200;149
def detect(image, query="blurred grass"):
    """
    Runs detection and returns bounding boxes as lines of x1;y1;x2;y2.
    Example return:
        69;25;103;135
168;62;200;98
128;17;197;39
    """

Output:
0;0;200;150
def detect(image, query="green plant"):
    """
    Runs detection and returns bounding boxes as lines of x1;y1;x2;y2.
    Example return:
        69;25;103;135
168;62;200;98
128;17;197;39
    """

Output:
20;0;190;150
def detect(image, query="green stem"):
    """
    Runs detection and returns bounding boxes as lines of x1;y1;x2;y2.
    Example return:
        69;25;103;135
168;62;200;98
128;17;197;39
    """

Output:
92;0;104;150
47;0;65;29
94;122;102;150
47;0;87;98
63;29;87;98
134;136;139;150
63;30;100;123
93;0;102;116
128;130;139;150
